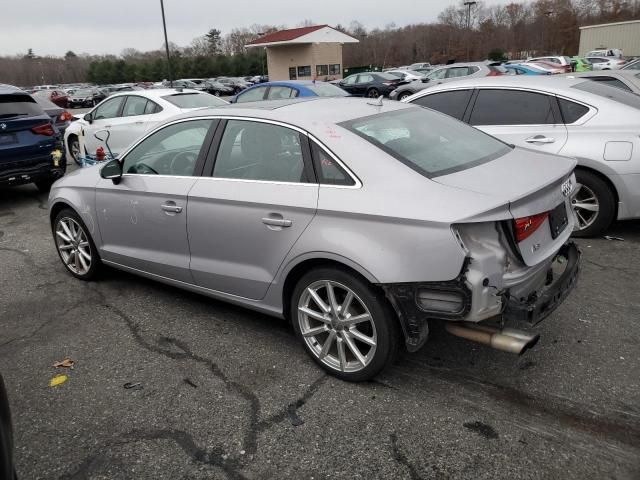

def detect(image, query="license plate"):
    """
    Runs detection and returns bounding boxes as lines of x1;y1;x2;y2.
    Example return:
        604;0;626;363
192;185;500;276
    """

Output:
0;133;16;145
549;202;568;239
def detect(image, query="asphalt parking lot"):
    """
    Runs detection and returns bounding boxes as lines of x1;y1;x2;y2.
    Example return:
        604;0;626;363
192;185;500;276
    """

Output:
1;177;639;479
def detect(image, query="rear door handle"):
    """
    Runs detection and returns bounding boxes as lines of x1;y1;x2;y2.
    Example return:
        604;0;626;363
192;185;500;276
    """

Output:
262;217;292;227
161;202;183;214
525;135;555;144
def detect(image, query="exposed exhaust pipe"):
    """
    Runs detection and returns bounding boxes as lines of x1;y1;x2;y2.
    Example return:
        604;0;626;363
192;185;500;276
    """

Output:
445;322;539;354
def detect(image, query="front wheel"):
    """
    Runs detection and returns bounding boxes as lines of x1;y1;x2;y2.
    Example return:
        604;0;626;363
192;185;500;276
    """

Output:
53;209;101;280
366;88;380;98
398;91;412;101
572;170;616;238
69;135;82;166
291;267;399;381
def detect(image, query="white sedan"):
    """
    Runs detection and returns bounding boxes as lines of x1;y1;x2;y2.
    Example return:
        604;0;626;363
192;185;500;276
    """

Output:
64;89;227;164
586;56;627;71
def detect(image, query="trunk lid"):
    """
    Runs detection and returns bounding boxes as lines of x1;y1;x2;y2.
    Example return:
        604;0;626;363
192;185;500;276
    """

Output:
434;147;577;266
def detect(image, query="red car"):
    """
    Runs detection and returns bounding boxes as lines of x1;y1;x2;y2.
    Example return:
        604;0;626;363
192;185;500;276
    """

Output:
33;89;69;108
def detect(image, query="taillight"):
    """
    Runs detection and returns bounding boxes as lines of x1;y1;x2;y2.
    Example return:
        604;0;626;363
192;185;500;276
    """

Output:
59;111;72;122
383;81;395;85
31;123;55;136
487;70;502;76
513;212;549;242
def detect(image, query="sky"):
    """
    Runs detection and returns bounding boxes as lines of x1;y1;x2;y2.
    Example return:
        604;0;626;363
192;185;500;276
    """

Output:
0;0;514;57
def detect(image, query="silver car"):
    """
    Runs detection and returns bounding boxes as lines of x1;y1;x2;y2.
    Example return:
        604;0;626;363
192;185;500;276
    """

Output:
404;75;640;236
563;70;640;94
48;98;580;381
389;62;501;101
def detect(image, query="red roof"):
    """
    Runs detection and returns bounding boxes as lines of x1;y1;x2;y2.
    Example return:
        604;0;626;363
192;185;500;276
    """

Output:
248;25;329;45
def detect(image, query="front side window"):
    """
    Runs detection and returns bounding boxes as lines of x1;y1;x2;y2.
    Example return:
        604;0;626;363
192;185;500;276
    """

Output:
343;75;358;85
329;64;341;75
122;96;149;117
316;65;329;76
311;142;354;186
297;66;312;77
213;120;309;183
428;68;448;80
470;89;556;125
93;96;124;120
236;86;267;103
267;87;297;100
340;108;510;178
412;90;473;121
122;119;213;176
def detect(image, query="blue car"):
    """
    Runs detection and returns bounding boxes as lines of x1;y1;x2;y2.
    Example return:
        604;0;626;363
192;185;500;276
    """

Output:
0;84;65;192
230;80;348;104
504;64;552;76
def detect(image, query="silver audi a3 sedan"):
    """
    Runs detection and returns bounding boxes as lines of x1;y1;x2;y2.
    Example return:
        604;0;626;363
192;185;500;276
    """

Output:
48;98;580;381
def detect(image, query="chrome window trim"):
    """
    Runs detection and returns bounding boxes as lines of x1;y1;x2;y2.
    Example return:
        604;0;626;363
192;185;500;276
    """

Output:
117;115;362;189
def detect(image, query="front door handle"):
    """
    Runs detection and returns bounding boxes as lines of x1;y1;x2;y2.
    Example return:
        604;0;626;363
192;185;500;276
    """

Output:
525;135;555;144
161;202;183;214
262;216;292;228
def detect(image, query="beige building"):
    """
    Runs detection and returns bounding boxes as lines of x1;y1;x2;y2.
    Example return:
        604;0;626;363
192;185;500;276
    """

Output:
579;20;640;57
246;25;358;81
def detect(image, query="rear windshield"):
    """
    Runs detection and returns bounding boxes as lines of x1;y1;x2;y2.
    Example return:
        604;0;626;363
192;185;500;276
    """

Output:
305;83;349;97
340;108;511;178
572;80;640;110
0;94;45;119
161;93;227;109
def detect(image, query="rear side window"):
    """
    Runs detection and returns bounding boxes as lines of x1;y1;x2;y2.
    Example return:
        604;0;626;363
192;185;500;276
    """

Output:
557;98;589;123
412;90;473;120
470;89;556;125
0;94;45;118
310;142;355;186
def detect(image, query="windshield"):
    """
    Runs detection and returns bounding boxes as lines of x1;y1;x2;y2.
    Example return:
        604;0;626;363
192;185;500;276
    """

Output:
572;80;640;110
161;93;227;109
305;83;349;97
340;107;511;178
74;89;93;96
0;94;45;118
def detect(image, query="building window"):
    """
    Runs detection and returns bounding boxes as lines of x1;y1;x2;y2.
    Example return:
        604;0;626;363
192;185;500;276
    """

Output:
316;64;329;77
289;67;297;80
297;65;312;77
329;64;341;75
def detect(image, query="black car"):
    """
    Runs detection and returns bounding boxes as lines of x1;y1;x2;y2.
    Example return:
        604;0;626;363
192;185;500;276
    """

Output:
0;374;16;480
215;77;250;94
337;72;407;98
0;84;65;192
202;80;234;97
68;88;106;108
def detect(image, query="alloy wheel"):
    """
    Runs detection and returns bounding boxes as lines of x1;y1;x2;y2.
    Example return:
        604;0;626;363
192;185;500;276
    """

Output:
55;217;92;276
572;183;599;230
69;138;81;164
367;89;380;98
298;280;377;373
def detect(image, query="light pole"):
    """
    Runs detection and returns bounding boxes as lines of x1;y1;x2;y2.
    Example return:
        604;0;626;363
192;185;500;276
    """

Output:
541;10;553;56
464;1;477;61
160;0;173;87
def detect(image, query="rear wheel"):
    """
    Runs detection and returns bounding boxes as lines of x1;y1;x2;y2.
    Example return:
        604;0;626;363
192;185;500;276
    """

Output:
572;170;616;238
367;88;380;98
398;91;412;101
291;267;399;381
53;208;101;280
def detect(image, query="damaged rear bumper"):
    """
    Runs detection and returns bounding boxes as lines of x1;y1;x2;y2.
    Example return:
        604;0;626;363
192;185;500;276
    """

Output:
503;242;580;325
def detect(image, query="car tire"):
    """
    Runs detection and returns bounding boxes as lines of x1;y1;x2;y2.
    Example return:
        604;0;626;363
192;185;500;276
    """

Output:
398;92;412;101
291;267;400;382
68;135;82;166
214;91;221;97
572;169;616;238
35;178;55;193
52;208;102;281
367;88;380;98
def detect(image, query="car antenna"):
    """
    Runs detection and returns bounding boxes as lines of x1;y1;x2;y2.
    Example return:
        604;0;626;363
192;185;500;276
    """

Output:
367;95;384;107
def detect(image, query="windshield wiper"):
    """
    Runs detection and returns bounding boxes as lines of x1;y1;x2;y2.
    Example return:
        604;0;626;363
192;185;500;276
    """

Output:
0;113;28;119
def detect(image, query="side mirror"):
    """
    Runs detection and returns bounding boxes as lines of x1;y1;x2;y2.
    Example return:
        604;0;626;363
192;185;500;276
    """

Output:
83;113;93;124
421;77;430;83
100;159;123;184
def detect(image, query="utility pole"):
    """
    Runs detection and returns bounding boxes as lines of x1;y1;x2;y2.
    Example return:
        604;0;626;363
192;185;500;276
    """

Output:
464;1;477;61
160;0;173;87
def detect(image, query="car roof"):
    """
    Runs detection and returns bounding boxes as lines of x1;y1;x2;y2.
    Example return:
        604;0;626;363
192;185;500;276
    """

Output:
0;83;26;95
167;97;414;133
245;80;324;88
107;88;202;99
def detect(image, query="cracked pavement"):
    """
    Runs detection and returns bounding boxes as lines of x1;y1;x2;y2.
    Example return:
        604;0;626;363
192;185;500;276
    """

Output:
1;181;639;479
